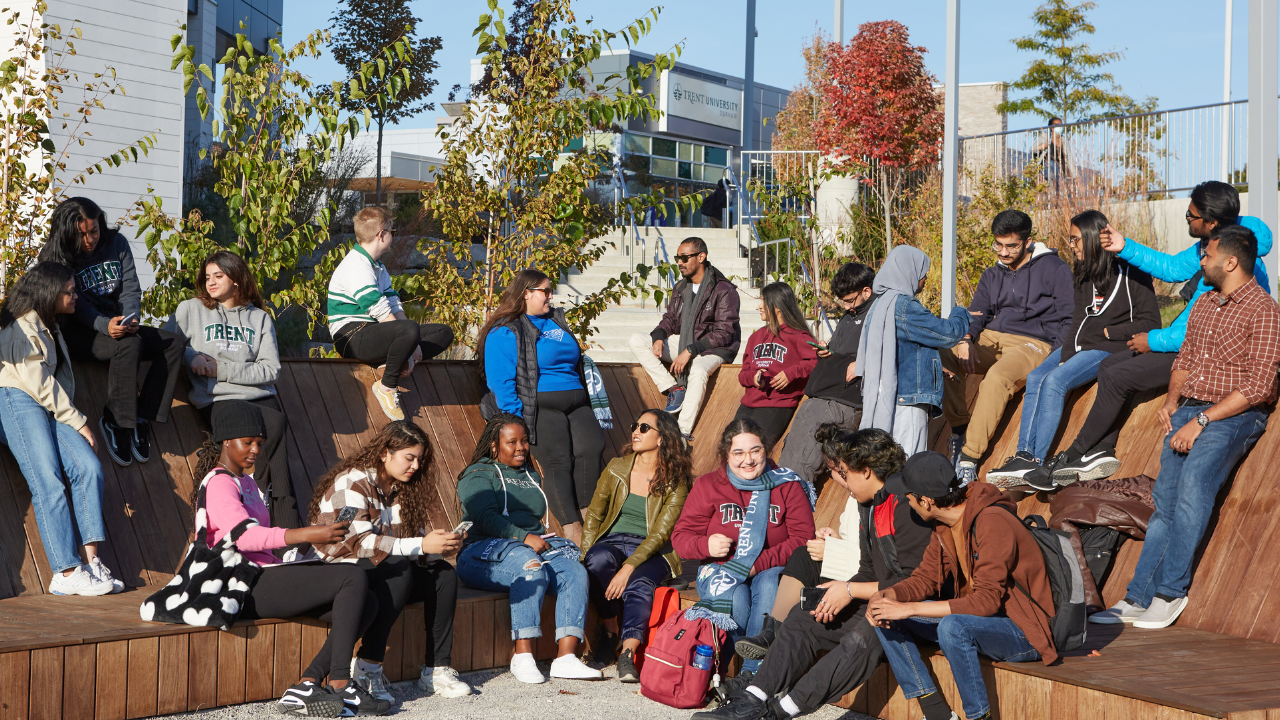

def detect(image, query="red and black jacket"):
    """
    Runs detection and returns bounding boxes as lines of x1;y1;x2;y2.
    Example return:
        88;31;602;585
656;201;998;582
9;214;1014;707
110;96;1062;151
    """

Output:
849;482;935;588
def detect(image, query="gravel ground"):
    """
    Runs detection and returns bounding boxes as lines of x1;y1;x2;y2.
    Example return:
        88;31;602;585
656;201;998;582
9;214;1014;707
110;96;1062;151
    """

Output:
159;661;879;720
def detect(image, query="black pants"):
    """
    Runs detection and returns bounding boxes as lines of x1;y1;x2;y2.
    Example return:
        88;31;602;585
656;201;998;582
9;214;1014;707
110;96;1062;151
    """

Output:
240;563;378;682
1069;350;1177;455
199;397;301;529
356;557;457;668
334;320;454;390
734;404;798;449
62;322;184;428
583;533;672;642
782;544;826;587
530;388;604;525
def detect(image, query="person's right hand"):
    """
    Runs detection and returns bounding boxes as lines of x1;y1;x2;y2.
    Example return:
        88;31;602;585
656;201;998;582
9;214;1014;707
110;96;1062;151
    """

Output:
287;521;350;546
1127;332;1151;354
1157;398;1178;434
815;346;832;359
1101;223;1126;254
524;533;550;553
807;537;826;561
954;338;977;374
422;529;463;555
707;533;733;558
78;424;96;450
845;360;857;383
753;369;765;388
190;354;214;377
651;339;664;358
107;316;128;339
669;349;692;376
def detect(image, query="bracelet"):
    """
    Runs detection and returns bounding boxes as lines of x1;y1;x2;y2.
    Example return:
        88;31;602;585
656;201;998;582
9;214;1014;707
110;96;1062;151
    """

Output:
845;582;854;601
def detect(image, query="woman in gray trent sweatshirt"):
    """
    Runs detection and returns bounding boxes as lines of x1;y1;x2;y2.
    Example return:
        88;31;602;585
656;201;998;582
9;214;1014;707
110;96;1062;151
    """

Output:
162;250;301;529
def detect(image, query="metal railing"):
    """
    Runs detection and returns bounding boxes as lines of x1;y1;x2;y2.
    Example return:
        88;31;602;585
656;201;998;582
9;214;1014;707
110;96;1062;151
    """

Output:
738;150;821;234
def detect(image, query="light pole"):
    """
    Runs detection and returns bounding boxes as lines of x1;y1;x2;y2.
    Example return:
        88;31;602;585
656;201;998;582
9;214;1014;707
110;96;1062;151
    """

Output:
1222;0;1233;183
1247;0;1277;294
941;0;960;310
742;0;756;160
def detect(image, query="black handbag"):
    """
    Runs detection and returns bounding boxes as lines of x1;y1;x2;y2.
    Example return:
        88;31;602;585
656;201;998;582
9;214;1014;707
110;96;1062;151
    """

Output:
139;469;264;630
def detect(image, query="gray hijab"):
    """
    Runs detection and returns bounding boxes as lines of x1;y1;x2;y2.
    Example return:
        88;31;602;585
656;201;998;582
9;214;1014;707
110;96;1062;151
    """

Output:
855;245;931;433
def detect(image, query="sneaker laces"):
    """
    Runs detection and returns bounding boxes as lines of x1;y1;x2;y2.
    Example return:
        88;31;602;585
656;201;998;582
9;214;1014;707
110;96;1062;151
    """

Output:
362;666;390;696
376;383;403;408
89;557;116;583
434;666;461;682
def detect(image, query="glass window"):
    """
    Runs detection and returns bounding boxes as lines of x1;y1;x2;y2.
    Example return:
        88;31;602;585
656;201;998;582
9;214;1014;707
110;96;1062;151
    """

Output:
692;164;704;181
624;134;650;155
678;142;693;161
651;157;678;177
678;161;692;179
693;145;704;163
652;137;677;158
704;146;728;166
565;137;584;151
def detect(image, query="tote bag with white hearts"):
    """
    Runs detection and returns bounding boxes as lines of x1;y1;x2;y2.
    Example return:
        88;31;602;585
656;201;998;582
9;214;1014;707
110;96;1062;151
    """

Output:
140;469;264;630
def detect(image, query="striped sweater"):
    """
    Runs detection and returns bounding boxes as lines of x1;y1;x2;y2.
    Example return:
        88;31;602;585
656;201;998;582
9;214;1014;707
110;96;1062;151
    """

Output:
313;468;424;564
326;244;404;335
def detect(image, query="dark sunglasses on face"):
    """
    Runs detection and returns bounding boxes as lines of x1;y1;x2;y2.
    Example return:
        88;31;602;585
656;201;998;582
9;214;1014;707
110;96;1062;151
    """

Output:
630;421;654;434
1186;210;1203;221
528;287;553;297
674;253;701;262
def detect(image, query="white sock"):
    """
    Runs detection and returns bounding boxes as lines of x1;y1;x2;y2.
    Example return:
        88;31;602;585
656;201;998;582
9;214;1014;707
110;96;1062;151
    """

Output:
780;695;802;717
356;658;380;673
746;686;767;702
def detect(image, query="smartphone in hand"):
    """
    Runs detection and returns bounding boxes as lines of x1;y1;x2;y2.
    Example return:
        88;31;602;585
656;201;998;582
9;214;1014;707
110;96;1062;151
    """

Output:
799;586;827;611
451;521;473;535
336;506;359;524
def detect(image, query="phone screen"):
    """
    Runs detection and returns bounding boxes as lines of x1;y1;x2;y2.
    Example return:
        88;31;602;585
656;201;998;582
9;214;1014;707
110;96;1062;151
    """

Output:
336;506;359;523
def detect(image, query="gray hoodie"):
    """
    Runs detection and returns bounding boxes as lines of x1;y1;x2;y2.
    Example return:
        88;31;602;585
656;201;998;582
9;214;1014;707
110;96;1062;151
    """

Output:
163;298;280;408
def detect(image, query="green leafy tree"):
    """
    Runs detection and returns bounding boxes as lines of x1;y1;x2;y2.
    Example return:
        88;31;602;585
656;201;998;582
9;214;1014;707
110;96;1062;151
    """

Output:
997;0;1156;123
325;0;443;205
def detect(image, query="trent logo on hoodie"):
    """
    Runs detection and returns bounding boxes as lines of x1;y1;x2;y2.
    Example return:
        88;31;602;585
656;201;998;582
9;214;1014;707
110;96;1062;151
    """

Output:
76;261;122;297
752;342;788;363
719;503;781;524
202;323;257;348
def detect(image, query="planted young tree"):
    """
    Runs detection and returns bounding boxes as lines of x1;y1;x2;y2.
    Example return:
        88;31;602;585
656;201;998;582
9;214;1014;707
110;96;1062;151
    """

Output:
326;0;443;205
819;20;942;254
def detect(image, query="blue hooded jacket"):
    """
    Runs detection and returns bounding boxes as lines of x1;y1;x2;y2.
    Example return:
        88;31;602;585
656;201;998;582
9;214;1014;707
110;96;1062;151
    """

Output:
1116;215;1273;353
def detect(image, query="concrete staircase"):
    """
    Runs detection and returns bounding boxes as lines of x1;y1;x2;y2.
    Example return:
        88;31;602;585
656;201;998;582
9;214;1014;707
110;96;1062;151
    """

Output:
554;226;766;363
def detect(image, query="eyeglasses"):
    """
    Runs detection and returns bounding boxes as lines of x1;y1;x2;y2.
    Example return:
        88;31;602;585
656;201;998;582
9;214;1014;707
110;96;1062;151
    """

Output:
1067;235;1082;246
673;253;702;263
527;287;553;297
1185;210;1203;221
989;240;1025;254
379;228;395;237
837;294;864;308
729;447;766;461
630;421;654;434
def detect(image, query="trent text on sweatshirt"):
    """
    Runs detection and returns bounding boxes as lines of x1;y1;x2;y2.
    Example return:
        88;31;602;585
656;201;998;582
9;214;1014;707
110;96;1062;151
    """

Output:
738;325;819;408
164;299;280;408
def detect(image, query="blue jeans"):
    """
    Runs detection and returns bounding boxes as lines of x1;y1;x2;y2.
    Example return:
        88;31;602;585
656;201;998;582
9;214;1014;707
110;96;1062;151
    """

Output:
0;387;105;573
1125;403;1268;606
583;533;672;643
876;615;1040;719
697;563;784;673
1017;347;1110;461
456;537;588;642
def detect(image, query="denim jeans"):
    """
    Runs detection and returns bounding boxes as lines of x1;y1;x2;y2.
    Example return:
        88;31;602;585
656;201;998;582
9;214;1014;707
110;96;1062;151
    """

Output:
718;564;784;674
583;533;671;642
456;537;588;642
1017;347;1111;461
876;615;1040;719
0;387;105;573
1125;403;1269;606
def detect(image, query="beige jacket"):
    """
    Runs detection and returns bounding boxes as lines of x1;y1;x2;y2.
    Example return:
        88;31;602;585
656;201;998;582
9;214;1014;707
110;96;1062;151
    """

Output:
0;311;85;429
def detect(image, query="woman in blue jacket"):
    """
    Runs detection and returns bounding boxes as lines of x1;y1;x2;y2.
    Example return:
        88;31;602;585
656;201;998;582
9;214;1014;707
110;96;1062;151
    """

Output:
854;246;970;454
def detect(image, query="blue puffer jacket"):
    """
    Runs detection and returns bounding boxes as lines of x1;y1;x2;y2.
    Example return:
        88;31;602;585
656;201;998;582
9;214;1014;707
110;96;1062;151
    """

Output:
1117;215;1273;353
892;295;970;408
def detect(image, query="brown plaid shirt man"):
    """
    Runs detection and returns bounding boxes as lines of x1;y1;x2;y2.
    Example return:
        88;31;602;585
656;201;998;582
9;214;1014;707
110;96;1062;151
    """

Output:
1172;277;1280;406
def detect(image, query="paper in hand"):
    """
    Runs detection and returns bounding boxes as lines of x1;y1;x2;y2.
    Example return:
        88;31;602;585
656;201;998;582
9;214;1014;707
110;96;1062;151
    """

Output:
820;536;861;582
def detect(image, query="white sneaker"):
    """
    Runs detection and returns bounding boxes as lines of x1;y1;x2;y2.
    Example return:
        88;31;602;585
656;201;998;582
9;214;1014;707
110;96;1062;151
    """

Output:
1132;596;1189;630
1089;599;1146;625
88;557;124;594
418;666;471;697
351;659;394;703
49;565;113;596
548;654;603;680
509;653;546;684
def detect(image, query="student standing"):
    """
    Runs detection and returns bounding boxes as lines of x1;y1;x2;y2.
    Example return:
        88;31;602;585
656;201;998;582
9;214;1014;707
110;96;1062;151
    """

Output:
38;197;184;466
163;250;301;528
581;409;692;682
327;206;454;421
735;283;818;447
0;262;123;596
477;269;604;546
310;421;471;702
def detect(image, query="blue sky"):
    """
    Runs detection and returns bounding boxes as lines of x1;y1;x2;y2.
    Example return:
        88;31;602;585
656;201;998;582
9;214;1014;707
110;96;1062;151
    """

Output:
283;0;1257;134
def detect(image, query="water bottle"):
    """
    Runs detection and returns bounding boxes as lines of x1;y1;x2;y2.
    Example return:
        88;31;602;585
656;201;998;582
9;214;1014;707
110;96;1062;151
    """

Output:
691;644;714;671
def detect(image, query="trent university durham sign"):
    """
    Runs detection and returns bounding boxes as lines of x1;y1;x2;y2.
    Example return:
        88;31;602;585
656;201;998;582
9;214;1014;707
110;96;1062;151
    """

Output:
659;69;743;138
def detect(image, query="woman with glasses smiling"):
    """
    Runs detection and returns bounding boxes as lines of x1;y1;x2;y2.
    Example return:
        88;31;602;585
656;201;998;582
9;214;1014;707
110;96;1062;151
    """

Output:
580;408;692;682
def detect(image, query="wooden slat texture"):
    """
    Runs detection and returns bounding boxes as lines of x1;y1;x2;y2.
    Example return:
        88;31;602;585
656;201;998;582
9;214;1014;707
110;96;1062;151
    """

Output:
186;631;217;711
272;622;302;696
0;651;30;720
245;625;275;702
28;648;60;720
125;638;158;719
156;634;188;716
94;640;127;720
62;645;95;720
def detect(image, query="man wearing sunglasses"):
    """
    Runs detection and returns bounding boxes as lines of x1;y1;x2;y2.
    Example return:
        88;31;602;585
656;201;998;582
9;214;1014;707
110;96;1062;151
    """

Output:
628;237;741;438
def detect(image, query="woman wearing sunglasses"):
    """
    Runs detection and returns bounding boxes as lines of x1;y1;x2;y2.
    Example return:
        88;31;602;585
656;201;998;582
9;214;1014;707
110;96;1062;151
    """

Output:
580;409;692;682
987;210;1160;491
477;269;605;547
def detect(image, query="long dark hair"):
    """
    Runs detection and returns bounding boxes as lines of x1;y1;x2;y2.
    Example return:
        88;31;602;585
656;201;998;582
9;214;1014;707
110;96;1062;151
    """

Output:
308;421;434;535
196;250;264;310
39;197;107;267
630;409;692;496
0;262;75;330
469;413;529;466
1070;210;1113;287
475;269;552;366
760;282;813;339
716;417;773;469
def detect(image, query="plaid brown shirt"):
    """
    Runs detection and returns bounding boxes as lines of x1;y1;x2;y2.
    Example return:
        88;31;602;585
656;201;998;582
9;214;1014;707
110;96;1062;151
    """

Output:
314;468;425;564
1172;277;1280;406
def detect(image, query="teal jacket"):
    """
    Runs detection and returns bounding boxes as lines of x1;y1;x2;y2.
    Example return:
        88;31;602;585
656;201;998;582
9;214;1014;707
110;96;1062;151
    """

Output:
457;460;548;546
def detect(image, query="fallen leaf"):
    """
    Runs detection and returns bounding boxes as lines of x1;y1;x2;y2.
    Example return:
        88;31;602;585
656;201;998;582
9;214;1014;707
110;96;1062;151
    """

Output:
558;690;578;695
1087;649;1102;657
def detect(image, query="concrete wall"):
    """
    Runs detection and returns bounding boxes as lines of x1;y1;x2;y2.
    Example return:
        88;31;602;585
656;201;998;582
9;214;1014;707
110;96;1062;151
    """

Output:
958;82;1006;137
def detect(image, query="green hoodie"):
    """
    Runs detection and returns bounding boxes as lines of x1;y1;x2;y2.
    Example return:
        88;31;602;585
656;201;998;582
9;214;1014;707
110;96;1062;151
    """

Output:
458;460;548;545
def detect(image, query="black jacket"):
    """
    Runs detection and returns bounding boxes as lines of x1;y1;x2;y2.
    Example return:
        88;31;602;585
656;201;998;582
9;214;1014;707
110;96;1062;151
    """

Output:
850;483;934;589
1059;258;1160;362
968;243;1075;348
478;307;585;445
803;295;876;407
50;229;142;336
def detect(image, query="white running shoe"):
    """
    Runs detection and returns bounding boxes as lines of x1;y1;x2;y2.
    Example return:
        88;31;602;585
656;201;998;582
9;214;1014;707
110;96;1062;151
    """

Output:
1132;597;1189;630
1089;599;1147;625
509;653;546;684
49;565;113;596
549;654;603;680
418;666;471;697
351;660;393;703
88;557;125;594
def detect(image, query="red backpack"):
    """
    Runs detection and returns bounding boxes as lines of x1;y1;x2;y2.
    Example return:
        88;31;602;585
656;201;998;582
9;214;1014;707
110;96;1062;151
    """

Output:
639;610;727;709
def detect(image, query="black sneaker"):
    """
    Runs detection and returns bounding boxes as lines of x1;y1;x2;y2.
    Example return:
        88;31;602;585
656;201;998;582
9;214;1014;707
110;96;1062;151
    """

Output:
713;670;754;705
693;691;782;720
1023;462;1057;492
616;648;639;683
131;419;151;464
735;615;776;660
98;412;132;467
592;625;618;664
277;680;343;717
330;681;391;716
985;451;1041;488
1052;447;1121;485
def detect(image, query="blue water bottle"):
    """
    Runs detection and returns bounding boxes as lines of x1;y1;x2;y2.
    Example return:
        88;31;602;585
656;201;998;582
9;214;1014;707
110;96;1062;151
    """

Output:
692;644;714;671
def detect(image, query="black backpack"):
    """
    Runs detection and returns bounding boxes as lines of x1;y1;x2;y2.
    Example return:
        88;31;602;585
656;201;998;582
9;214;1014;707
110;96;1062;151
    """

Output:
1014;514;1088;652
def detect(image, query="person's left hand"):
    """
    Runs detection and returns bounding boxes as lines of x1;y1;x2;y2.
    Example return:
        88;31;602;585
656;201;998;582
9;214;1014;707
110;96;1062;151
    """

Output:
402;345;424;376
811;580;853;623
867;597;913;627
605;564;636;600
845;361;857;383
1169;419;1203;454
769;370;790;390
1128;332;1151;354
421;529;463;555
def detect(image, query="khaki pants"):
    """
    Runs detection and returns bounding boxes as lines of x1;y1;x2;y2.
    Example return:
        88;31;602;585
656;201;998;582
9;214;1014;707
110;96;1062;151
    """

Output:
940;329;1051;460
628;332;724;435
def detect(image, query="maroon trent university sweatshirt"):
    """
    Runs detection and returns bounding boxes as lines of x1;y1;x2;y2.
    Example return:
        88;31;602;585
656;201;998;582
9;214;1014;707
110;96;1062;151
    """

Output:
738;325;819;408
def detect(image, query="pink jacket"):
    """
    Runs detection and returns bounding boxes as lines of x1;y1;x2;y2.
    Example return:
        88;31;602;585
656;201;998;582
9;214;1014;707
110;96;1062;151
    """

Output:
202;469;288;566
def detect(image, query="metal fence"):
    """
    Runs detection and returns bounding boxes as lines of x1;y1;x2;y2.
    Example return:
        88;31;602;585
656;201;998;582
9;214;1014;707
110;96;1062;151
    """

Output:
738;150;821;230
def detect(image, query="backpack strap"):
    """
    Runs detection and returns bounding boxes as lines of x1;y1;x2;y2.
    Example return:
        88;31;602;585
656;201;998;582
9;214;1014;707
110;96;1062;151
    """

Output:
197;468;261;549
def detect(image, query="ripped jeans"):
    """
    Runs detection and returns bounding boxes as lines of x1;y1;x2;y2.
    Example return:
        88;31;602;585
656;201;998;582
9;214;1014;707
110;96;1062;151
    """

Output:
456;537;588;642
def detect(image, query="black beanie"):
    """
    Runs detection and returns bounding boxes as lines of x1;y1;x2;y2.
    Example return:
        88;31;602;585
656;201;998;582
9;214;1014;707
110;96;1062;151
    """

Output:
211;401;267;442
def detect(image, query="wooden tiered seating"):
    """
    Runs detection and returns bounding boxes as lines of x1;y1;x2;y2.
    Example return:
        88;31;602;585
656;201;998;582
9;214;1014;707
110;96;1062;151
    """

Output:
0;358;1278;718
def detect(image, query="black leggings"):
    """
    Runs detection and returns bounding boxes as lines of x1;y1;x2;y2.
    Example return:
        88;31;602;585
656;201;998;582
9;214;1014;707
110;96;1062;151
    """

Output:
1069;350;1177;455
62;321;185;427
334;320;455;390
357;557;457;668
734;404;798;449
240;563;378;682
530;388;605;526
199;397;301;529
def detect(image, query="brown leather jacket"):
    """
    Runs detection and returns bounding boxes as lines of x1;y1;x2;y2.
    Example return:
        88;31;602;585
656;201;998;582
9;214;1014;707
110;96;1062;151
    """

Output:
1049;474;1156;611
581;454;689;577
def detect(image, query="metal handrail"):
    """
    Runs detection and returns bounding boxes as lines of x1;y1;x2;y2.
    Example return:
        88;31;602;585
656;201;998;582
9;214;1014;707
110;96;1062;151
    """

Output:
958;98;1254;142
613;163;649;308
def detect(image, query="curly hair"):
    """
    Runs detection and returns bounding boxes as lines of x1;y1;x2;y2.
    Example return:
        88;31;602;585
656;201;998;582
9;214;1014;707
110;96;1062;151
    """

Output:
814;424;906;481
307;421;434;536
469;413;529;466
189;433;223;523
715;417;773;468
630;409;692;496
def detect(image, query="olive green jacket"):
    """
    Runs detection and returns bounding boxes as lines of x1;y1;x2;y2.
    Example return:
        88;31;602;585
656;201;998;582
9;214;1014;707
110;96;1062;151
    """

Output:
581;454;689;577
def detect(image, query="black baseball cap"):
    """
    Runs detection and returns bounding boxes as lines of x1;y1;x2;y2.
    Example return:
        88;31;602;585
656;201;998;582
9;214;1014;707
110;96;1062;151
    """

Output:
885;451;958;499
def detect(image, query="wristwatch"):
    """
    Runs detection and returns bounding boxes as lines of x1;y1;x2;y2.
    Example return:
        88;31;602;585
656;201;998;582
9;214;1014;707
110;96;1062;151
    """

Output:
1196;412;1211;428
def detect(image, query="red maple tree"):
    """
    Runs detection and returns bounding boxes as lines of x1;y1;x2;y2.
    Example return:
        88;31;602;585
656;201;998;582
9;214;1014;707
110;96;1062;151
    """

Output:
818;20;943;254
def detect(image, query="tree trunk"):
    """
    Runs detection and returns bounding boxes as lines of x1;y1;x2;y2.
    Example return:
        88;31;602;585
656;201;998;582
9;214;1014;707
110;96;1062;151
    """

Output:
376;115;385;206
881;170;893;257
